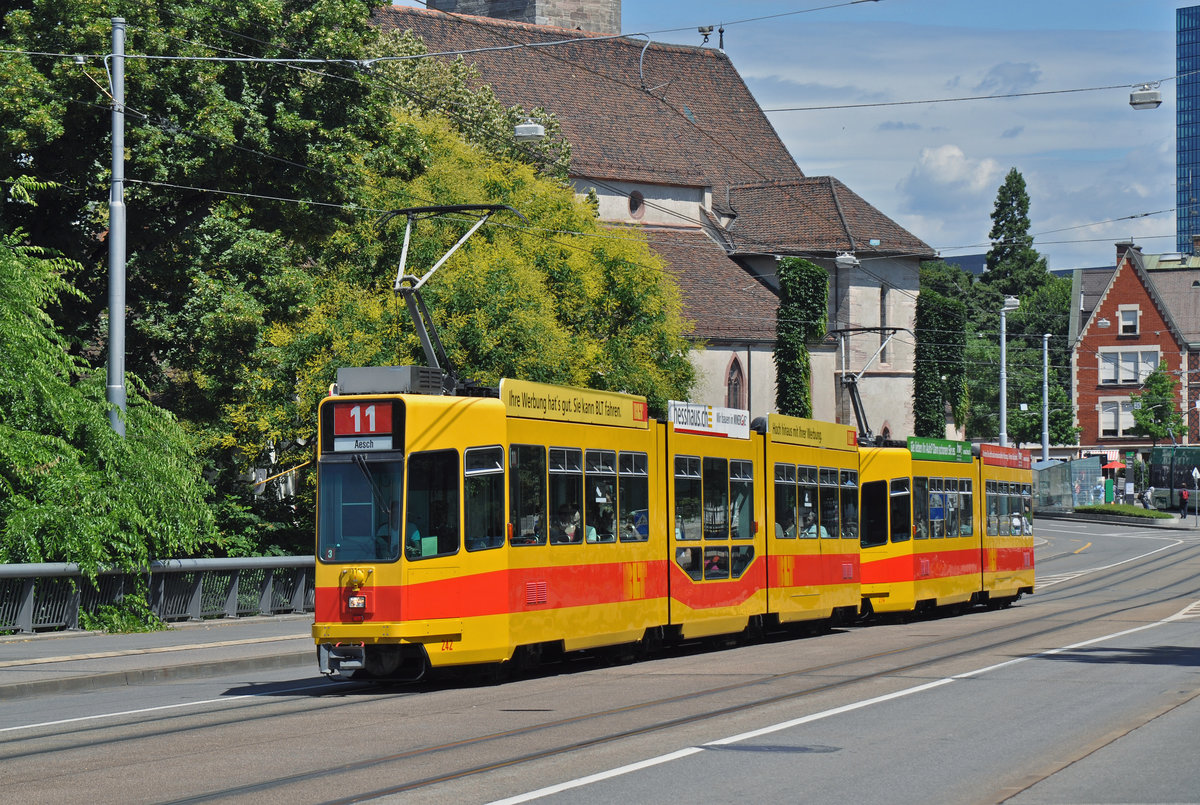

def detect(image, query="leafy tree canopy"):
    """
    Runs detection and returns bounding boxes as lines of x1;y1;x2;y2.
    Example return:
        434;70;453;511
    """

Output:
1131;361;1184;445
1;1;694;557
0;228;214;575
983;168;1051;298
913;263;967;438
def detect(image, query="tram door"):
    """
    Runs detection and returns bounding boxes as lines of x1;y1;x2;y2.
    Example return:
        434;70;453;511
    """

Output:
664;402;766;638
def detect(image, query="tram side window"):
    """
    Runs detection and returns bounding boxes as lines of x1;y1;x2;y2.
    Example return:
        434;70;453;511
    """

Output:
913;477;929;538
549;448;584;544
704;546;730;579
585;449;617;543
819;468;840;540
510;445;546;546
730;545;755;577
997;482;1011;537
1008;482;1022;536
703;457;729;540
985;481;999;536
859;479;888;548
618;452;650;542
775;463;797;539
959;479;974;536
945;481;960;538
929;478;945;539
730;460;754;540
1021;483;1033;534
799;466;822;537
674;455;702;541
405;450;460;560
464;447;505;551
840;469;859;539
890;478;911;542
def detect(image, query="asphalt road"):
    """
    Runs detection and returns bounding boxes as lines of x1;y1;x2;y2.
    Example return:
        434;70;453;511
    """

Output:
3;520;1198;805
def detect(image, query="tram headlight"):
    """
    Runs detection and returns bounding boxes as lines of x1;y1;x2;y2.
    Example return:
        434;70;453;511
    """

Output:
347;594;367;609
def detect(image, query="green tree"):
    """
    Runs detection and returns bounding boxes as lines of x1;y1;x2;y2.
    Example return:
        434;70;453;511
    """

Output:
2;1;692;556
0;229;215;576
774;257;828;418
220;116;695;511
1131;361;1184;445
983;168;1051;297
965;169;1069;441
913;262;967;437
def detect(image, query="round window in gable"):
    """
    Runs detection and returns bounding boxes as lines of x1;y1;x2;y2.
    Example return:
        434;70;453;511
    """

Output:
628;191;645;220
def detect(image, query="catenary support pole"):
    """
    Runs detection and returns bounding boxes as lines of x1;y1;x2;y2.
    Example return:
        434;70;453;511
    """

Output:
107;18;127;436
1042;333;1050;461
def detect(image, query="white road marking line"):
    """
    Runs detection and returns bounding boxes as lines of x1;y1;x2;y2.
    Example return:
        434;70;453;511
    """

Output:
0;680;341;734
0;634;310;669
487;598;1200;805
1036;538;1183;588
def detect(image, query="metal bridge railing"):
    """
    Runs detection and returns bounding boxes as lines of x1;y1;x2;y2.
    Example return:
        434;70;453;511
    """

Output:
0;556;315;634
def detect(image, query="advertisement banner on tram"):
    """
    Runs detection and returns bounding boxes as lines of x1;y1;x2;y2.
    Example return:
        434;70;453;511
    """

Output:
667;400;750;439
500;378;649;428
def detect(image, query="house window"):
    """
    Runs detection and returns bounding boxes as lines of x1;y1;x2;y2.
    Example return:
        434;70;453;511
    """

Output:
726;357;744;409
1099;398;1136;437
1099;348;1158;384
1118;305;1140;335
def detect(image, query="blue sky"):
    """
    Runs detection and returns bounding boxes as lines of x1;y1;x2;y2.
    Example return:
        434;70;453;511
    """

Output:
397;2;1187;269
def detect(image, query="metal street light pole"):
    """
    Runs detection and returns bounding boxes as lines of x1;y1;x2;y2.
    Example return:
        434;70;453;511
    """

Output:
1042;332;1050;461
107;17;127;436
998;295;1019;448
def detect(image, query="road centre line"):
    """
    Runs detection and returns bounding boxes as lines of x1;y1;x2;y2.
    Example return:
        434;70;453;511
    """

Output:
486;598;1200;805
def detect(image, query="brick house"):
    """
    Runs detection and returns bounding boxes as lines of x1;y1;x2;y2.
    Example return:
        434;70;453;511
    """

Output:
374;4;935;433
1070;243;1200;457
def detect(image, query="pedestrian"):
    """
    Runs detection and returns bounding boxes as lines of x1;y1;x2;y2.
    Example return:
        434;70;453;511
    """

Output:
1180;487;1189;519
1147;485;1155;510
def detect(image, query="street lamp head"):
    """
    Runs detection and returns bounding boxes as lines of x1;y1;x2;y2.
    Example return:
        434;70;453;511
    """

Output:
514;119;545;142
835;251;859;269
1130;83;1162;110
1002;295;1019;312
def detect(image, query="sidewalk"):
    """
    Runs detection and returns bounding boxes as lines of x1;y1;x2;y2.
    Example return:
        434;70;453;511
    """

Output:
0;614;315;700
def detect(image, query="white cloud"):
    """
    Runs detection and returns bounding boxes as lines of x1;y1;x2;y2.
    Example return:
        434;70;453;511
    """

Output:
972;62;1043;95
899;145;1003;200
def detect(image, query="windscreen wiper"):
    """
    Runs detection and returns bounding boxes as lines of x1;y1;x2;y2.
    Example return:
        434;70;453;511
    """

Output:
353;454;391;518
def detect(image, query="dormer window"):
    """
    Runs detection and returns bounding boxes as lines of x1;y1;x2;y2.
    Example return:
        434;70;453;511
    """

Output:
1118;305;1140;335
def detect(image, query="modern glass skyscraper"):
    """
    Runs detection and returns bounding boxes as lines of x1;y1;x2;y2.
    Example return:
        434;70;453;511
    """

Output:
1179;6;1200;252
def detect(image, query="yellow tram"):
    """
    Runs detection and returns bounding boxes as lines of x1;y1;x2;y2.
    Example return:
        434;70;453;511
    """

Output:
312;370;1035;679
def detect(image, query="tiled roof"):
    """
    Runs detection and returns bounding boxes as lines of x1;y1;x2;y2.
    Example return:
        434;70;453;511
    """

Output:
640;225;777;343
723;178;934;258
373;7;805;195
1078;266;1116;319
1145;268;1200;345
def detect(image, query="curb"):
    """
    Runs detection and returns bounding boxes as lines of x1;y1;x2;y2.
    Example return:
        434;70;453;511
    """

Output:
0;649;316;701
1036;512;1197;531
